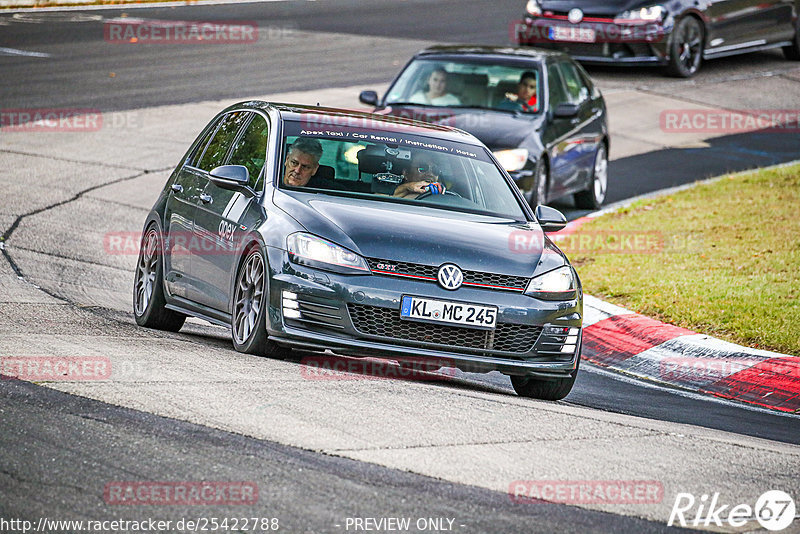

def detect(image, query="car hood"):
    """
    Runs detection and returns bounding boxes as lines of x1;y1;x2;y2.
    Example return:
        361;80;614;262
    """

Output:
273;191;563;278
539;0;652;16
379;105;543;151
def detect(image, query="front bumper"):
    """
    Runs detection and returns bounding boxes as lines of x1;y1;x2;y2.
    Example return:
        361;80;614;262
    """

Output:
265;248;582;377
514;17;672;65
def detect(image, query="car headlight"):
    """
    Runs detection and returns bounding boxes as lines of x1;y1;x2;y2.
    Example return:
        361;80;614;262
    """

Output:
525;266;577;300
615;5;665;22
493;148;529;172
526;0;542;16
287;233;370;274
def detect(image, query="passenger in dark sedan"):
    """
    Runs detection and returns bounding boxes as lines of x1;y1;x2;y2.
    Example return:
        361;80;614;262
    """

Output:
393;152;446;199
283;138;323;187
496;71;538;113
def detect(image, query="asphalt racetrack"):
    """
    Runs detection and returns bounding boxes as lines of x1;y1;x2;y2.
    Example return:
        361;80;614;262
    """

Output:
1;1;800;532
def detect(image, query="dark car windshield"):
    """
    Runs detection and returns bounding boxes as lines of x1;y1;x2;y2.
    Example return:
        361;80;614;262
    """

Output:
385;58;543;114
277;120;527;220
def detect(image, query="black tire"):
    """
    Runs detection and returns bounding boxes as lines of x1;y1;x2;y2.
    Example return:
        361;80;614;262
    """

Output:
667;16;704;77
574;143;608;210
511;356;580;401
133;226;186;332
231;246;288;359
783;20;800;60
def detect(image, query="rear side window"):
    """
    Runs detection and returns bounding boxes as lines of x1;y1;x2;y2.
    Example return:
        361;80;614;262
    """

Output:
228;113;269;190
196;111;248;172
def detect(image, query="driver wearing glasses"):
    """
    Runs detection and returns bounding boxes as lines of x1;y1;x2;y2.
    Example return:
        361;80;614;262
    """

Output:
393;153;447;199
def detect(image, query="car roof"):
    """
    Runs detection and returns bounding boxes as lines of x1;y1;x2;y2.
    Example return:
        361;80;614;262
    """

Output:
224;101;484;146
413;44;568;62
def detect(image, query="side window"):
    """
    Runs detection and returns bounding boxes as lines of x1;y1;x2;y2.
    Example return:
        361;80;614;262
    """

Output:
188;116;223;167
196;111;248;172
547;64;568;111
228;113;269;190
558;62;589;105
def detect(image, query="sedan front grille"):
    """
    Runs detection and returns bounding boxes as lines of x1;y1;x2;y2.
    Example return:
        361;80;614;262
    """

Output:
366;257;529;292
347;303;542;354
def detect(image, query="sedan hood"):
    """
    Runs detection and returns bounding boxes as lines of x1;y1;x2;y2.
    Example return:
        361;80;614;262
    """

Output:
539;0;652;16
274;191;553;278
380;105;543;151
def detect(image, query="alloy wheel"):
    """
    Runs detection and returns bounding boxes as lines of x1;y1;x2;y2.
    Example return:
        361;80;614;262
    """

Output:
233;251;265;345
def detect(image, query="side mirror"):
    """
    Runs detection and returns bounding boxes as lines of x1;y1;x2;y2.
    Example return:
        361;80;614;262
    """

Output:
359;90;379;106
535;205;567;232
209;165;249;190
553;103;580;118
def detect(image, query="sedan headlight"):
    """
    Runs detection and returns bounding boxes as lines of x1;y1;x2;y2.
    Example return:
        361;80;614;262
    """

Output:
493;148;529;172
615;5;665;22
525;266;577;300
526;0;542;15
287;233;369;274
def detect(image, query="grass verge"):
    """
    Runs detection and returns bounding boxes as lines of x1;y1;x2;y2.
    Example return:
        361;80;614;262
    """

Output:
562;163;800;356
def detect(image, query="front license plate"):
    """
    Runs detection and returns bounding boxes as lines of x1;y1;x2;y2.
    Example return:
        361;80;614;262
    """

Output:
400;296;497;329
549;26;596;42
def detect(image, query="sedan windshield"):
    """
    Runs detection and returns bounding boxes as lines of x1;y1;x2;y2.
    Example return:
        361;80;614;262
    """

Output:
385;58;543;114
278;120;527;220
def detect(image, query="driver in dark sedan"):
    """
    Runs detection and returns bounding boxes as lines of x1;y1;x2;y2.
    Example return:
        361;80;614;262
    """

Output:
393;152;446;199
496;71;538;113
283;138;323;187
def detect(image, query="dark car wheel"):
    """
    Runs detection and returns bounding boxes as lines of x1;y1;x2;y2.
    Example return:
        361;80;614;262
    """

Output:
667;16;704;77
784;20;800;60
133;226;186;332
510;357;579;401
574;143;608;210
232;246;288;358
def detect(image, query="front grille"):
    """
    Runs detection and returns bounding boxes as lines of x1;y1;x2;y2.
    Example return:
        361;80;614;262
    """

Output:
367;257;529;292
347;303;542;354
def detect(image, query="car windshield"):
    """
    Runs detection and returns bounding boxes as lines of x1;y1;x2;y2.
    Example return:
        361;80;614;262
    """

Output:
278;120;527;220
385;58;543;114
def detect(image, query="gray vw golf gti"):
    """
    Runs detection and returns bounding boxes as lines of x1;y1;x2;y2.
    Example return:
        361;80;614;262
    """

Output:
133;102;583;400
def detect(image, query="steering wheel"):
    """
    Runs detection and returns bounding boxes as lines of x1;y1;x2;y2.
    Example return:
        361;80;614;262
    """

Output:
416;189;463;200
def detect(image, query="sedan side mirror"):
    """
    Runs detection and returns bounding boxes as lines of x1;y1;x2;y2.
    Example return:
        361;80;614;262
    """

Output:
553;103;580;119
209;165;249;190
535;205;567;232
359;90;378;106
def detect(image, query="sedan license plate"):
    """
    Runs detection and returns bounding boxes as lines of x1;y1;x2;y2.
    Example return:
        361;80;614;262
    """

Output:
400;296;497;329
549;26;596;43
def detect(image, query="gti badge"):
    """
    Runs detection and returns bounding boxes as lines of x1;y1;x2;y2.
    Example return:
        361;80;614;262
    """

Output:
437;264;463;290
568;8;583;23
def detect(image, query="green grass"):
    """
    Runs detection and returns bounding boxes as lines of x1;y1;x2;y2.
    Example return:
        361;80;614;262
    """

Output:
567;163;800;356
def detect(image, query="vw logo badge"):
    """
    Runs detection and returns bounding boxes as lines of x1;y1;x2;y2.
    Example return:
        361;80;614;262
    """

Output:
437;264;463;290
568;8;583;23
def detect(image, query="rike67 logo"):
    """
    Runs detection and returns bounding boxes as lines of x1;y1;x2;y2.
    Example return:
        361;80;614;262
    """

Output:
669;490;796;531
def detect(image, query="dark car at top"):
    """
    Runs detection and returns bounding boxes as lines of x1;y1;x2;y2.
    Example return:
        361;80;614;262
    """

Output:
359;45;609;210
133;102;584;400
514;0;800;77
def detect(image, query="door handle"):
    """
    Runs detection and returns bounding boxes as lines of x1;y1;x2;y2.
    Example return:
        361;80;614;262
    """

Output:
200;193;213;204
171;184;183;193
